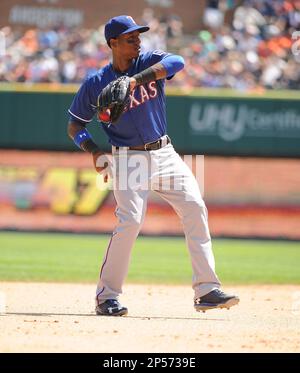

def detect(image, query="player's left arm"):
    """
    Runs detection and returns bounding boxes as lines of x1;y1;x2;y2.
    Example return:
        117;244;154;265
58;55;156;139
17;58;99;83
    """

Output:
130;54;184;89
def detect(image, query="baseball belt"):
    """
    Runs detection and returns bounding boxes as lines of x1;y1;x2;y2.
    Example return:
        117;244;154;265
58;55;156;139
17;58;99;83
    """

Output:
113;135;171;152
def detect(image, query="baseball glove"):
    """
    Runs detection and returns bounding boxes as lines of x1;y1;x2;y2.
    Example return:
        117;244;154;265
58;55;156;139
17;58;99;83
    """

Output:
97;76;131;124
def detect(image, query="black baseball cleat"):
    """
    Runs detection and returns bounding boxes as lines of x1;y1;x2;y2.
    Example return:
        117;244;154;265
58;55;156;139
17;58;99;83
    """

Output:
95;299;128;316
194;289;239;312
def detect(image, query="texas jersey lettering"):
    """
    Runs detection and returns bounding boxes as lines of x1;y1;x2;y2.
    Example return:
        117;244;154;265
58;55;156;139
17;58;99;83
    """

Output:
69;50;171;147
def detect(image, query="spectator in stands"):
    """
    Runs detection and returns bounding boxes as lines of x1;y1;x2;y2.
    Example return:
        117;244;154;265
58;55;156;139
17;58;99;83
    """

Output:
0;0;299;90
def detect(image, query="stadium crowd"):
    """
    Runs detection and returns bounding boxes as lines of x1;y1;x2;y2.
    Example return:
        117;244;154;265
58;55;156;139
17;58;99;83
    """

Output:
0;0;299;91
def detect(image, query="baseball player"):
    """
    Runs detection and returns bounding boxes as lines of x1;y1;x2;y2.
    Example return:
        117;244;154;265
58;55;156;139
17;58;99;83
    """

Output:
67;15;239;316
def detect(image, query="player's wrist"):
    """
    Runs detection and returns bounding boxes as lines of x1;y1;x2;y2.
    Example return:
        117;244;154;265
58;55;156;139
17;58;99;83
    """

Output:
81;139;101;154
132;66;156;86
73;128;101;154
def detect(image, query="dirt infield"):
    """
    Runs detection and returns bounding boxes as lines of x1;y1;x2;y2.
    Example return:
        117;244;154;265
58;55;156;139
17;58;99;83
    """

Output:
0;282;300;353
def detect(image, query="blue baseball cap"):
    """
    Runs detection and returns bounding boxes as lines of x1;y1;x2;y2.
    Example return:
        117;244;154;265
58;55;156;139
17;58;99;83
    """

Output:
105;15;149;45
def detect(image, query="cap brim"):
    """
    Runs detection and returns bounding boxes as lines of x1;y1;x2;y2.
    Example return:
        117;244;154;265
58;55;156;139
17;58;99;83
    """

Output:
121;25;150;36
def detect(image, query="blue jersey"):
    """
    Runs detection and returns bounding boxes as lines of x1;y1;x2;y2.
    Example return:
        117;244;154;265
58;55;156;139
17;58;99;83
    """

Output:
68;50;176;147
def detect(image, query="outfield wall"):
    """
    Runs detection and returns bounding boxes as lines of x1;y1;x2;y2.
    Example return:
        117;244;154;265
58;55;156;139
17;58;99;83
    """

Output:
1;84;300;157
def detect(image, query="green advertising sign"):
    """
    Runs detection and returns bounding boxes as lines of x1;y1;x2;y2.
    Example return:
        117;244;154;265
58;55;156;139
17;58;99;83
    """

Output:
0;86;299;157
167;96;300;157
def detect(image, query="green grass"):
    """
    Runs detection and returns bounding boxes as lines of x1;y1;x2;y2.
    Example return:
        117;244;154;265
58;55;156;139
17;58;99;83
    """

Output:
0;232;300;284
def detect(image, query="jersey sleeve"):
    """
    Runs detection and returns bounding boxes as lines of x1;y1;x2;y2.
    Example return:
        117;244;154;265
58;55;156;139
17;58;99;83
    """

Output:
142;50;178;80
68;76;98;124
142;50;172;68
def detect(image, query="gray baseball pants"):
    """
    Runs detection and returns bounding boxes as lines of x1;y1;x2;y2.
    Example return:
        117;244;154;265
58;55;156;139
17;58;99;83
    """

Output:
96;143;221;302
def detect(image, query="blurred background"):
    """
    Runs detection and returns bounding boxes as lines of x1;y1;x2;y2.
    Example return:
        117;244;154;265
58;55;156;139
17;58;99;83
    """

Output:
0;0;300;240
